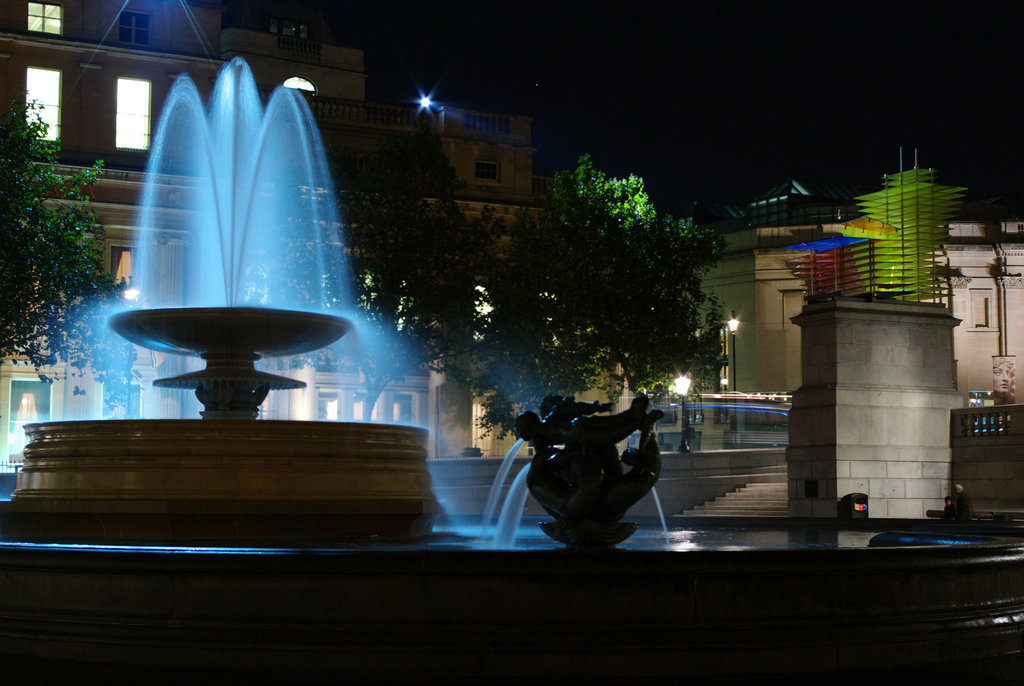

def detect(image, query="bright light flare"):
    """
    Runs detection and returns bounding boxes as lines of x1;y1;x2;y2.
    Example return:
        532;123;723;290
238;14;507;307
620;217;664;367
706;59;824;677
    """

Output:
419;96;431;108
727;311;740;333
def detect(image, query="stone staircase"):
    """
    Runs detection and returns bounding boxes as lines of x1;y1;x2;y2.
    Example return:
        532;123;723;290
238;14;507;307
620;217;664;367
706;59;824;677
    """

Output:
681;481;789;517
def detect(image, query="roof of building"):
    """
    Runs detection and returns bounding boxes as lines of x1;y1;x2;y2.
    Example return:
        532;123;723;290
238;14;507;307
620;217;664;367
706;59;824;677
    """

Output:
969;193;1024;220
752;176;875;204
682;199;746;225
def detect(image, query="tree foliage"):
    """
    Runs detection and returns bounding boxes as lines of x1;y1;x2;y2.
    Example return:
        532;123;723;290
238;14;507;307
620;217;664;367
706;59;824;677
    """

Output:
333;126;500;412
465;155;726;435
0;99;133;403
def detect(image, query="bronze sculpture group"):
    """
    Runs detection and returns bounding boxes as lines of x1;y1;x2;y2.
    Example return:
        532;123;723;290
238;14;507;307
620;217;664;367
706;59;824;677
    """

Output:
514;394;663;547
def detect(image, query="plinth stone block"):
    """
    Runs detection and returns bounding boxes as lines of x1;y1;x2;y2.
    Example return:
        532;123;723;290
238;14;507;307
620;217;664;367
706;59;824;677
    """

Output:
787;298;962;518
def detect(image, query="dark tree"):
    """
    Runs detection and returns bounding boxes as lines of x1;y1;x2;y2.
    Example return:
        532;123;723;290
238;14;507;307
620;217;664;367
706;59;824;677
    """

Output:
468;155;725;435
333;126;500;413
0;100;134;404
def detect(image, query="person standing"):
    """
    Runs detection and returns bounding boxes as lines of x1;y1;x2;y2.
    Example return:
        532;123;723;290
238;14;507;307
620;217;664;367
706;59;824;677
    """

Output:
954;484;972;520
943;496;956;520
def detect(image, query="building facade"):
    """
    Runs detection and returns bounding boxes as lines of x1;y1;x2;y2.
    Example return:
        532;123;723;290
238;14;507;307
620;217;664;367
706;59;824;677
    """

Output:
701;176;1024;406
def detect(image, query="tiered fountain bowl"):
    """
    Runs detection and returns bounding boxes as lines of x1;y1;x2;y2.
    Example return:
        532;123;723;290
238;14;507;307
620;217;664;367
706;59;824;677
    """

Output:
110;307;351;419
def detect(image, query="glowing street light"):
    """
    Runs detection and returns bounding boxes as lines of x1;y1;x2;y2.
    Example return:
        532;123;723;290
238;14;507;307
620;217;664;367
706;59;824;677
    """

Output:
419;96;431;108
727;311;740;392
674;373;693;453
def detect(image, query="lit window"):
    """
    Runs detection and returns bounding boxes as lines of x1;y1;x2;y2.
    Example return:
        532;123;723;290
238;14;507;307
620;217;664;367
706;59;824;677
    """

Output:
318;391;339;421
475;161;499;181
110;245;140;300
971;289;991;328
25;66;61;140
116;78;151;150
27;2;61;34
392;393;413;423
119;11;149;45
7;379;51;460
283;76;316;94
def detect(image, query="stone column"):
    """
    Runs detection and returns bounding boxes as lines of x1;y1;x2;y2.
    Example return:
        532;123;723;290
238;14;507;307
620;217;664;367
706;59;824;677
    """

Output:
787;298;962;518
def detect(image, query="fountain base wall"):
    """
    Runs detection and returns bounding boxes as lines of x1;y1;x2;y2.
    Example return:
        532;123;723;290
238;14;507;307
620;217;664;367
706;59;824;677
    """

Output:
1;419;438;540
1;538;1023;683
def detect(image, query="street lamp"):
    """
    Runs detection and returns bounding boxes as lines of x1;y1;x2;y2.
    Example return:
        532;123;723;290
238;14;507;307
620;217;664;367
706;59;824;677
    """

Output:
727;311;740;392
674;374;692;453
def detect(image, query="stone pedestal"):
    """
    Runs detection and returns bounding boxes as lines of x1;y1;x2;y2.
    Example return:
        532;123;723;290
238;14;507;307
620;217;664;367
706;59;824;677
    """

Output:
787;298;962;518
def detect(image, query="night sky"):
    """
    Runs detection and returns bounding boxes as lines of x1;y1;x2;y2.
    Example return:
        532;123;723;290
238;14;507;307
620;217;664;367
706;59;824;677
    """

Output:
319;1;1024;214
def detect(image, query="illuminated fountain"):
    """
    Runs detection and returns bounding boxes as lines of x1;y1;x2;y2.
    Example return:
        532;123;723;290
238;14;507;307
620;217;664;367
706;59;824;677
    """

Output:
1;58;1023;683
1;58;438;541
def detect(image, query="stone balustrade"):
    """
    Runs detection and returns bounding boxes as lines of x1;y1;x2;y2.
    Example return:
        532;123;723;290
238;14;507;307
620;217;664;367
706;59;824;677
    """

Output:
310;97;533;147
277;35;321;58
952;404;1020;439
951;404;1024;512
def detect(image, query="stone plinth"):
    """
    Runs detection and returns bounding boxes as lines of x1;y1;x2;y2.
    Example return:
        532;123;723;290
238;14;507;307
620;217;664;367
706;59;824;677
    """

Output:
787;298;962;518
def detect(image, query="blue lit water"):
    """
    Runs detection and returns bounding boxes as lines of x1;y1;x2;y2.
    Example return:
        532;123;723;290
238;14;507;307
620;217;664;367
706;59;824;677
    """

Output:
0;516;1004;554
453;516;879;551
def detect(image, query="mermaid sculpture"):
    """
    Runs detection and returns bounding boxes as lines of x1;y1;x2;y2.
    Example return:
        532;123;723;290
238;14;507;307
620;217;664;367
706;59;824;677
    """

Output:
514;395;662;547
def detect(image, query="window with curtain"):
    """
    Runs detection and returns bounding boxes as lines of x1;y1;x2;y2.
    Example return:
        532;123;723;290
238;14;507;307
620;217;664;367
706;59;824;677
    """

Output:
116;78;151;150
26;66;61;139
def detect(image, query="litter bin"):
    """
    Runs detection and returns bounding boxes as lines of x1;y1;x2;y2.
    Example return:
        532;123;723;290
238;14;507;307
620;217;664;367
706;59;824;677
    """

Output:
838;493;868;519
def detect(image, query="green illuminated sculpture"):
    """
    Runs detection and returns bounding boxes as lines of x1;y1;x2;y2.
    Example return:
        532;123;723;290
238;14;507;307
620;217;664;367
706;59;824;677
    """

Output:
848;169;965;301
787;168;964;302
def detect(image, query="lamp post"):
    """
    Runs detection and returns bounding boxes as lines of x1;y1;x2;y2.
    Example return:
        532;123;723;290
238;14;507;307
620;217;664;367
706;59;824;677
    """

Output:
674;374;692;453
727;311;740;392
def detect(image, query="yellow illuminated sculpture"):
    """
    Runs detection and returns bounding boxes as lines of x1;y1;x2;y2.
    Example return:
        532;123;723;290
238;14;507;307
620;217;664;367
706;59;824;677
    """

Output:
850;168;964;301
787;169;964;302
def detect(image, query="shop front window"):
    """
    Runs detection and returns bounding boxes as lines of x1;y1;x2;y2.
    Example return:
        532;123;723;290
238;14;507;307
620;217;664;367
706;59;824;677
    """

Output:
7;379;51;462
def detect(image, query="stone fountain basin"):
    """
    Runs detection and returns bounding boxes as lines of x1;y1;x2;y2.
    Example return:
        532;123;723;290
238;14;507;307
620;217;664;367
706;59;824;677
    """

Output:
1;532;1024;683
3;419;439;540
108;307;350;358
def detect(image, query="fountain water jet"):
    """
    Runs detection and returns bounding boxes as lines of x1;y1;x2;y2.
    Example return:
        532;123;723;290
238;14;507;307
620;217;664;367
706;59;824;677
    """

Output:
1;58;438;542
